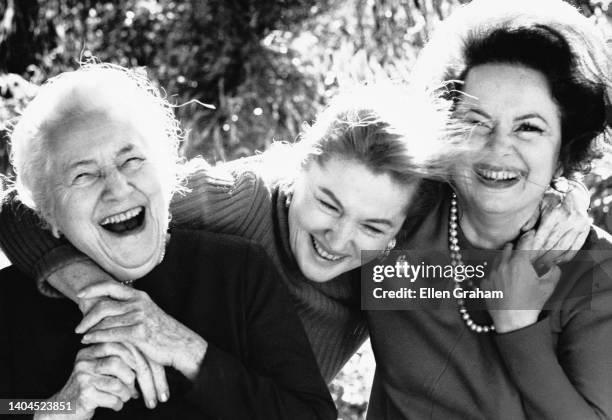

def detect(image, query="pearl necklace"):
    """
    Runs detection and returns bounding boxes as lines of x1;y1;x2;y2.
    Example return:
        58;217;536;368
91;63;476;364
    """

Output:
449;193;495;333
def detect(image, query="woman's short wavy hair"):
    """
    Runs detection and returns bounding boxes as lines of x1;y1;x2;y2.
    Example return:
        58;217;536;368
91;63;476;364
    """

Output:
10;62;184;223
412;0;612;175
259;83;465;200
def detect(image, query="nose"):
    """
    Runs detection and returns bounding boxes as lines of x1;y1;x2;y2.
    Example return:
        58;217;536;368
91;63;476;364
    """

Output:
324;219;354;254
102;168;132;201
487;127;514;152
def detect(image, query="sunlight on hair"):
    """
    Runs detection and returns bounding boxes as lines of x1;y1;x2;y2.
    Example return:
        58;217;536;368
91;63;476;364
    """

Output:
9;62;186;222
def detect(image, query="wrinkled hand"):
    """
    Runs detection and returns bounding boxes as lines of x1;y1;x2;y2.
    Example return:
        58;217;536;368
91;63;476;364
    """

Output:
37;343;138;420
76;282;207;380
77;297;169;409
483;231;561;333
522;182;590;271
59;266;169;408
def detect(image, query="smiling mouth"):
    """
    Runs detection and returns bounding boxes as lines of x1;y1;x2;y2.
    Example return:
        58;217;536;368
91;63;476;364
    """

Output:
473;164;524;188
99;206;146;234
311;235;344;262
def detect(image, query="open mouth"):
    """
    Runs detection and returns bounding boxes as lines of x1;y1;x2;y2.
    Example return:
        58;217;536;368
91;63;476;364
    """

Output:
473;164;524;188
99;206;146;234
310;235;344;262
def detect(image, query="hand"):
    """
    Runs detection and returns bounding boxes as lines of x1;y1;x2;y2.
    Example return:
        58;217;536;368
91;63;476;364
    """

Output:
77;282;207;380
76;294;170;408
522;184;590;269
40;343;138;420
483;231;561;333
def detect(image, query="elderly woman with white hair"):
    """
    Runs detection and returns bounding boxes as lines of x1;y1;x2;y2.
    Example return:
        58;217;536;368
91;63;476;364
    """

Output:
0;64;336;419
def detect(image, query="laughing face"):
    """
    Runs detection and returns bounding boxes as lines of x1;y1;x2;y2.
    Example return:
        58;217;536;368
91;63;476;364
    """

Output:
46;110;169;282
453;63;562;218
288;157;416;283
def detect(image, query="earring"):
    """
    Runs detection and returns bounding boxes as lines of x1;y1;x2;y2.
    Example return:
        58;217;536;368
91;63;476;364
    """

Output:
382;238;397;258
285;191;293;208
51;225;61;239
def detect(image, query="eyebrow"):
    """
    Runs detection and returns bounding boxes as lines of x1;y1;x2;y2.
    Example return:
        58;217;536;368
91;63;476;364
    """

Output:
116;144;135;156
65;145;136;171
460;107;491;120
318;187;393;227
66;159;96;172
515;113;548;123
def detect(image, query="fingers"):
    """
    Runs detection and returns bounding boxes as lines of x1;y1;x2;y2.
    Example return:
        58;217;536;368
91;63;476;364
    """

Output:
79;387;125;413
521;207;540;232
81;311;141;335
77;344;138;398
78;296;103;315
149;360;170;404
94;358;137;398
532;250;560;276
77;281;136;301
77;343;137;371
540;264;561;285
541;187;564;210
92;369;135;403
122;343;159;409
76;300;134;334
88;374;133;407
82;326;134;345
532;208;563;251
515;230;535;251
72;359;134;408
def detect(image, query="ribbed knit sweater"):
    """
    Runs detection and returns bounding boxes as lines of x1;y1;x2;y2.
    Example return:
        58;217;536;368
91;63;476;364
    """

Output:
0;160;368;383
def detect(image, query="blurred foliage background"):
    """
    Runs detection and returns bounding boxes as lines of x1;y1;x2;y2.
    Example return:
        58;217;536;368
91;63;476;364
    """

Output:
2;0;612;418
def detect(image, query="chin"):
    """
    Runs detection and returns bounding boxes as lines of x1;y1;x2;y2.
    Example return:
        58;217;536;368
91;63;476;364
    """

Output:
103;252;162;282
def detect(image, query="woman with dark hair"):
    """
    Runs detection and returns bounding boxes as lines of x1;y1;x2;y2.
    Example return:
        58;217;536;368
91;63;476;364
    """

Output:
0;0;594;410
366;1;612;418
0;81;465;399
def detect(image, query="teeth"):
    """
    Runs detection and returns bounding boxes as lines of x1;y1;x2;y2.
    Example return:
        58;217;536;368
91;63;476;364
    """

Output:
478;169;519;180
100;207;143;226
312;237;343;261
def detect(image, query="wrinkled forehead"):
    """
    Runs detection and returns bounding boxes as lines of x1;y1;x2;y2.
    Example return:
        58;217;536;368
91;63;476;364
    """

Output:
45;107;151;147
44;113;160;184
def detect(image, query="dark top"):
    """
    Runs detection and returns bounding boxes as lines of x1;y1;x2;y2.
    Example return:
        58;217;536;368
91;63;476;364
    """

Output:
0;160;366;383
0;229;336;419
366;184;612;420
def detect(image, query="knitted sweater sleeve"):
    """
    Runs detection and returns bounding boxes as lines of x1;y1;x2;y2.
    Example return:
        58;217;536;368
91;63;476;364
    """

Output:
0;189;82;296
494;258;612;420
0;162;264;296
170;161;267;237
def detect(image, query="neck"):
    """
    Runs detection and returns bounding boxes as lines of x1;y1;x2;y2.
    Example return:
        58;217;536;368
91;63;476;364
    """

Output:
457;200;535;250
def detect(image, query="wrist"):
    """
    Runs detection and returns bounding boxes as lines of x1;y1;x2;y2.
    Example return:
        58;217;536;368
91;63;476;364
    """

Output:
174;333;208;380
491;310;540;333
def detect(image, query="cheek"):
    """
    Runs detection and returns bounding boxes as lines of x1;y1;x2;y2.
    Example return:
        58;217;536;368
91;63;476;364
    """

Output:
133;169;167;208
356;235;393;253
522;142;558;178
53;190;93;227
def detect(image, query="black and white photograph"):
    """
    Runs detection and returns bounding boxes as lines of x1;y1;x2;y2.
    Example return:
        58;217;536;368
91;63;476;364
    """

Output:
1;0;612;418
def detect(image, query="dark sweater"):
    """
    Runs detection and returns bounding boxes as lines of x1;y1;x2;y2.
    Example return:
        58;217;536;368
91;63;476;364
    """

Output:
0;229;336;419
366;184;612;420
0;161;366;383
